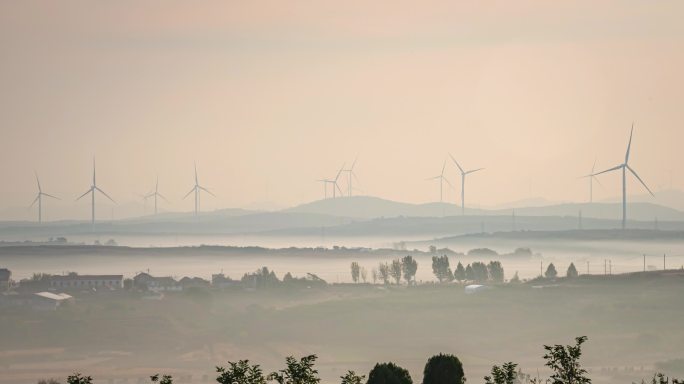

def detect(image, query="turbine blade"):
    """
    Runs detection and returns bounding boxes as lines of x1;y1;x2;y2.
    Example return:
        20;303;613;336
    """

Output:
627;165;655;196
35;172;41;192
592;176;604;188
157;193;169;202
592;158;597;174
95;187;116;204
76;188;92;201
195;163;198;185
444;177;455;189
625;123;634;164
441;160;447;176
198;186;216;197
591;164;623;177
449;153;464;174
466;168;484;175
426;176;441;181
92;158;96;186
183;187;196;200
42;192;60;200
350;156;358;171
29;195;40;208
334;163;346;181
335;182;343;196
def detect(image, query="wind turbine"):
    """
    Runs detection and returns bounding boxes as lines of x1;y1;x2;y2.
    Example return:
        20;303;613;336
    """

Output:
343;157;360;197
590;124;654;229
183;164;215;215
76;159;116;224
449;154;484;215
582;159;603;203
30;172;59;223
145;176;168;215
427;160;453;203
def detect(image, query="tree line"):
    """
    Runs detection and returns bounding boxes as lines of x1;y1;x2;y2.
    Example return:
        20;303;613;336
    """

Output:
48;336;682;384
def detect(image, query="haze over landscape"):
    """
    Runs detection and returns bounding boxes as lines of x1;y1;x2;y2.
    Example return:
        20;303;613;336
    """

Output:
1;2;684;384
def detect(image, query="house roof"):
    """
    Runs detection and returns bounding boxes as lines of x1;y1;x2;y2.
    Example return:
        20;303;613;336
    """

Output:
50;275;123;281
34;292;73;301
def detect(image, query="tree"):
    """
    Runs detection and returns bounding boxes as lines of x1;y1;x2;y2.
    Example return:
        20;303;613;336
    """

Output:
509;272;520;284
487;261;504;283
268;355;320;384
470;262;489;283
566;263;578;278
401;255;418;285
378;263;390;285
150;374;173;384
360;267;368;283
216;360;266;384
453;262;465;282
351;262;360;283
67;374;92;384
389;259;402;284
372;268;378;284
465;264;474;281
484;362;517;384
429;245;437;254
545;263;558;279
340;371;365;384
422;353;465;384
542;336;591;384
367;362;413;384
432;255;452;283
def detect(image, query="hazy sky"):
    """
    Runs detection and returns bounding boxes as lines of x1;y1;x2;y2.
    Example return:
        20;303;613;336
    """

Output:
1;1;684;219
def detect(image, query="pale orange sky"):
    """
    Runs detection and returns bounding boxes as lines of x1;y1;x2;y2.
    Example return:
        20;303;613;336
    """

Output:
1;1;684;219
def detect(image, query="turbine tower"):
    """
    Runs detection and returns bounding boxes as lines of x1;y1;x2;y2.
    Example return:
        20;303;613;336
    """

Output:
76;159;116;224
449;154;484;215
30;172;59;223
183;164;215;215
317;164;345;199
427;160;452;203
590;124;654;229
145;176;168;215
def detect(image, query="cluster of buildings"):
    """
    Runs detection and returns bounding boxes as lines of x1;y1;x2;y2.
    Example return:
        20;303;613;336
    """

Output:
0;268;242;310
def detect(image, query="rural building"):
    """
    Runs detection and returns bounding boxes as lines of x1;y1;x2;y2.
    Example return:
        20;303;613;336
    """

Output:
50;274;123;290
179;276;210;289
0;268;11;291
133;273;182;292
0;291;73;311
212;273;241;288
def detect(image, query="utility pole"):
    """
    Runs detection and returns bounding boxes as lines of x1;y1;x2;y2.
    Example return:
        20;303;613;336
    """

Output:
540;260;543;277
664;254;666;270
604;259;607;275
587;260;590;275
609;260;612;275
643;254;646;272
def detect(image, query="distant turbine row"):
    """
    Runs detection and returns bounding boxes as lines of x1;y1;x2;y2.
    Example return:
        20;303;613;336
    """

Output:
27;125;655;228
31;161;215;224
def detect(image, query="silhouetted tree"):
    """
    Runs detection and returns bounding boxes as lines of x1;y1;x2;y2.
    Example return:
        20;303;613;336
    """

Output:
66;374;92;384
268;355;320;384
484;362;517;384
150;374;173;384
566;263;578;278
542;336;591;384
367;362;413;384
422;353;465;384
509;272;520;284
454;262;465;282
545;263;558;279
465;264;474;281
390;259;402;284
432;255;452;283
351;262;360;283
372;268;378;284
401;255;418;285
37;380;60;384
360;267;368;283
470;262;489;283
340;371;365;384
487;261;504;283
216;360;266;384
378;263;390;284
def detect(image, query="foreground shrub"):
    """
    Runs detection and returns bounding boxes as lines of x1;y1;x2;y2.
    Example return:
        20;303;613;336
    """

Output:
367;362;413;384
216;360;266;384
268;355;320;384
423;354;465;384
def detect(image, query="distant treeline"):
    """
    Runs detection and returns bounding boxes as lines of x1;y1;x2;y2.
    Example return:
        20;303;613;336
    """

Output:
41;336;682;384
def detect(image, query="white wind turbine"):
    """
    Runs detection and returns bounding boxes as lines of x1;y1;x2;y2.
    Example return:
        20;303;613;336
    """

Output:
145;176;168;215
449;154;484;215
30;172;59;223
343;157;360;197
582;159;603;203
183;164;215;215
427;160;453;203
76;159;116;224
590;124;654;229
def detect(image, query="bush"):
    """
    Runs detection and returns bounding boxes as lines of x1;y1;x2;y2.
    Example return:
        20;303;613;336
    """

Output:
423;354;465;384
367;362;413;384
